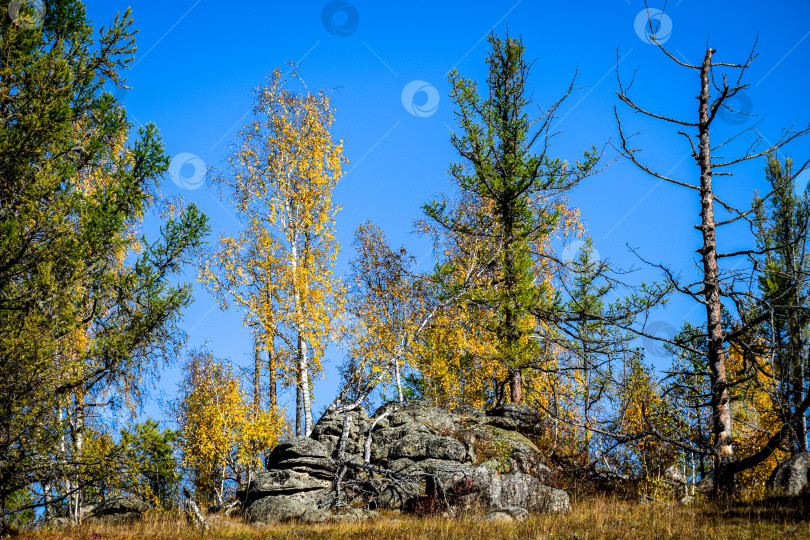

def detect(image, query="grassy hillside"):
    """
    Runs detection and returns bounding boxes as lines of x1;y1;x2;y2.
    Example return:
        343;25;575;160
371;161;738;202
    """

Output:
19;496;809;540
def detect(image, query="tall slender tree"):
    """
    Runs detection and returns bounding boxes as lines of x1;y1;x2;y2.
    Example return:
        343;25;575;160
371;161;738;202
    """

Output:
751;155;810;453
203;68;345;437
424;33;601;403
615;26;810;494
343;222;426;404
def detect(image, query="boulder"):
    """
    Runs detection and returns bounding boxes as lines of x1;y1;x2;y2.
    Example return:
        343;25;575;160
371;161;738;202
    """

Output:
375;458;425;510
486;403;544;435
369;423;437;462
238;469;331;506
43;517;71;529
424;460;569;514
247;493;331;524
330;508;380;523
453;405;488;425
458;424;542;473
768;452;810;496
243;400;569;523
423;461;495;507
486;415;521;431
268;436;330;462
387;432;467;463
387;411;416;427
482;506;529;522
311;413;370;456
265;436;337;480
90;494;148;522
272;456;337;479
491;473;570;514
400;400;458;432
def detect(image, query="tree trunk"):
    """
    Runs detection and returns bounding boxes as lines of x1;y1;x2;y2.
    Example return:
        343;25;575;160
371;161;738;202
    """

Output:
289;217;313;437
72;405;83;522
299;335;313;436
790;279;808;452
394;357;404;404
265;341;277;473
43;480;53;520
503;213;522;406
267;342;277;410
295;383;302;437
697;48;735;495
253;336;261;412
510;369;523;404
57;404;74;521
583;350;591;457
217;463;225;507
795;364;808;452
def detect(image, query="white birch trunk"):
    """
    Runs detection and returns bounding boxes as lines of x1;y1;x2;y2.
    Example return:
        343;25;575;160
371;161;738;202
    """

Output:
393;357;404;404
57;405;74;521
70;404;84;522
289;218;313;436
299;337;313;436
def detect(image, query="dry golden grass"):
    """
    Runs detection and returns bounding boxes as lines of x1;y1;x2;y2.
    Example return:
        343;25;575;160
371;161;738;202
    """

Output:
18;495;810;540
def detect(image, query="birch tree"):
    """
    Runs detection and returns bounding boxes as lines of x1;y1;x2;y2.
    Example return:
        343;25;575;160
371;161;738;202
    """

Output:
174;348;284;506
205;68;345;437
343;222;426;404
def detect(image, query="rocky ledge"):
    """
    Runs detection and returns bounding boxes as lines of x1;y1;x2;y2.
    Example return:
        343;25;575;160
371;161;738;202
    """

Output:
239;400;569;524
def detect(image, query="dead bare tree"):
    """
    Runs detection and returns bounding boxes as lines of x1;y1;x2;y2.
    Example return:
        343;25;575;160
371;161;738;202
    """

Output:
615;17;810;495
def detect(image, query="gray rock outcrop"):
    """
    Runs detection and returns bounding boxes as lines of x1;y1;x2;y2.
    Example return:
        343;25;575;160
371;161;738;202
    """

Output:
243;400;569;524
422;459;569;514
768;452;810;496
88;494;149;523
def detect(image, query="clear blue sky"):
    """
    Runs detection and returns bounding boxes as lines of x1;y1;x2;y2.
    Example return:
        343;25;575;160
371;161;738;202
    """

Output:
82;0;810;424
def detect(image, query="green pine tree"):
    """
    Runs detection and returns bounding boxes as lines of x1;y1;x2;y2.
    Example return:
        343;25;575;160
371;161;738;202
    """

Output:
424;33;600;403
752;154;810;452
0;1;208;526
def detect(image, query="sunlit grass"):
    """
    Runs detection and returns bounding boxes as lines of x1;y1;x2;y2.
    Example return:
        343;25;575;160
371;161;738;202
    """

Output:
21;495;809;539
